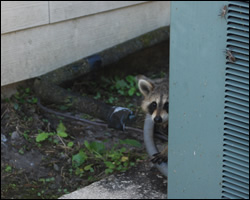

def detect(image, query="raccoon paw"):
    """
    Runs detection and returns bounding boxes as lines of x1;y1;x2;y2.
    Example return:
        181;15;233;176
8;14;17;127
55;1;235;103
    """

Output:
151;152;168;164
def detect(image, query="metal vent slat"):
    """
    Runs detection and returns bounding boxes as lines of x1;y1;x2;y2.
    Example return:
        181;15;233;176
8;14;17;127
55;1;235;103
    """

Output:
223;153;249;167
223;154;249;169
228;47;249;56
226;83;249;94
224;140;249;155
225;118;249;129
222;187;248;199
225;107;249;119
229;1;249;8
227;29;249;38
229;60;249;68
226;79;249;90
224;134;249;146
227;35;249;44
226;74;249;84
226;90;248;101
227;39;249;50
225;99;249;110
225;112;249;124
223;182;249;198
225;102;249;114
226;68;249;79
223;181;249;196
223;145;249;158
223;176;249;190
224;124;249;136
228;23;249;33
223;165;249;180
223;171;249;185
233;52;249;61
227;63;249;73
223;4;249;198
227;35;249;45
228;5;249;14
223;152;249;166
227;17;249;26
228;12;249;20
225;90;249;102
225;134;249;148
224;123;248;134
223;160;249;174
224;129;249;141
222;191;244;199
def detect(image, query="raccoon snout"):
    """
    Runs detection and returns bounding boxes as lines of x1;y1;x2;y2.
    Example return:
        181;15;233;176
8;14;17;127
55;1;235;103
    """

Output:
154;116;162;123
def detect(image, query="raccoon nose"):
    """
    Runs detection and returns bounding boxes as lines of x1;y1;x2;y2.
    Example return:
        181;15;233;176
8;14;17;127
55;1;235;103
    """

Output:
154;116;162;123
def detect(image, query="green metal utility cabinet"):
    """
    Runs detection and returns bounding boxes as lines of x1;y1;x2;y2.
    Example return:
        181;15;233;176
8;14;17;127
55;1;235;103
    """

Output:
168;1;249;199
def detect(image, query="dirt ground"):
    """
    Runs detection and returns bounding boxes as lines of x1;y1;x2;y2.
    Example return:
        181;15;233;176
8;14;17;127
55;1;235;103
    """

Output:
1;41;169;199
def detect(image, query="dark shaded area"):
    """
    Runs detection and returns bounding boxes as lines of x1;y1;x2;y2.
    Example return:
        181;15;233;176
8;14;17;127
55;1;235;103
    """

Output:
34;27;169;129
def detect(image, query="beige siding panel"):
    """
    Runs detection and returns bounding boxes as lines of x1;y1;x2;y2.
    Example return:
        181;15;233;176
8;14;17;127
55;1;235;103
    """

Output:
49;1;146;23
1;1;49;34
1;1;170;86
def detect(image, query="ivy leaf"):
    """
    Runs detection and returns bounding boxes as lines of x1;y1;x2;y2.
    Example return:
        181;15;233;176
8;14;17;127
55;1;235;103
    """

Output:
57;131;68;138
104;161;116;169
36;132;49;142
56;121;66;133
72;150;87;168
125;75;135;85
128;87;136;96
67;142;74;148
84;164;94;172
56;121;68;138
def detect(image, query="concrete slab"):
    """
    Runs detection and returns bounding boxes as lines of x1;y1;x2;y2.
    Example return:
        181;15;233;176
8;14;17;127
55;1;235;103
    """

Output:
59;162;167;199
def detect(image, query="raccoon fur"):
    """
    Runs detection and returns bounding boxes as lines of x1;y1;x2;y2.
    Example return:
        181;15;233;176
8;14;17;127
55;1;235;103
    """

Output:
137;75;169;164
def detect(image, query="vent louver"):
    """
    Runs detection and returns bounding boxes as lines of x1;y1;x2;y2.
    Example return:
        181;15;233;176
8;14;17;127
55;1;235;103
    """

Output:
222;1;249;199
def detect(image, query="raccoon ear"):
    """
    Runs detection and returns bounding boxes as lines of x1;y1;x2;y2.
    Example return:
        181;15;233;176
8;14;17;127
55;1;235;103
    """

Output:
137;75;154;96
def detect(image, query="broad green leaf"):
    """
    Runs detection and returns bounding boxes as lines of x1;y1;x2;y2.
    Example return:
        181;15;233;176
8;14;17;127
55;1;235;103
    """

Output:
36;132;49;142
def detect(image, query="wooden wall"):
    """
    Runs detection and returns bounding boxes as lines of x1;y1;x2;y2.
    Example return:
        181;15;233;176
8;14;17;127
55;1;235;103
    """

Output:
1;1;170;86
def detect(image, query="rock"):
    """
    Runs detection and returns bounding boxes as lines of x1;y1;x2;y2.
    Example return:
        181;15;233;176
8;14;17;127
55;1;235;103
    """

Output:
11;131;20;141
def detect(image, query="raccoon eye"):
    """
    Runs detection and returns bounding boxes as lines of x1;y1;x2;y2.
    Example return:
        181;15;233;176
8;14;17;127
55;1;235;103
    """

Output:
163;102;169;112
148;101;157;115
151;101;157;109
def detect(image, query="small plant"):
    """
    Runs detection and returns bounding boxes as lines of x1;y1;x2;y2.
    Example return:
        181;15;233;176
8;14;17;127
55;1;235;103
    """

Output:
72;150;88;168
71;139;143;177
56;121;68;138
14;87;38;104
36;121;68;143
36;132;52;143
113;75;141;97
67;141;74;148
96;75;141;99
5;165;12;173
11;87;38;112
79;75;141;107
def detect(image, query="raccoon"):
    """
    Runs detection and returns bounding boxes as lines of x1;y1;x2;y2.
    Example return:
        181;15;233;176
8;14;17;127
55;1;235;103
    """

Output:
137;75;169;164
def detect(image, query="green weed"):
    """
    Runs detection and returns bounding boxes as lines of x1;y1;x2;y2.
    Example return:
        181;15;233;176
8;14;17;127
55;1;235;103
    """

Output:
71;139;143;177
36;121;68;143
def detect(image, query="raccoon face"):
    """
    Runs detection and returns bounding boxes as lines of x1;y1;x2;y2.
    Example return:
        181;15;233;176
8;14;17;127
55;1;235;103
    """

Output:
137;75;169;124
147;100;169;123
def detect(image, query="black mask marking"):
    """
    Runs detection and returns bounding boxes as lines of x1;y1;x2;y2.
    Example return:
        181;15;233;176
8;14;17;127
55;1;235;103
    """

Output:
163;102;169;112
148;101;157;115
